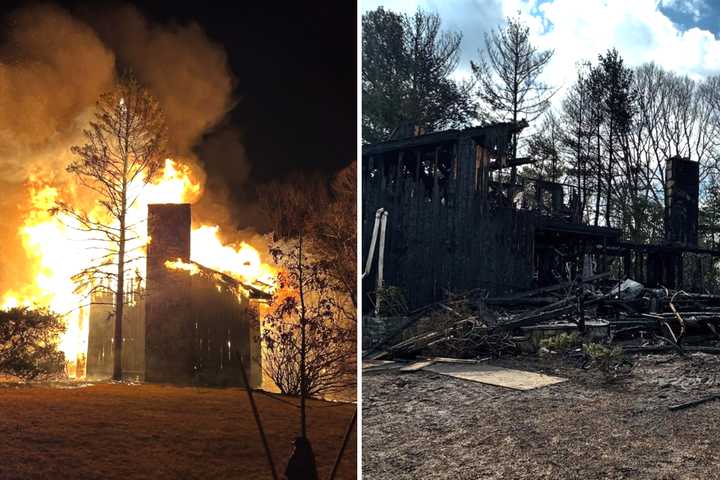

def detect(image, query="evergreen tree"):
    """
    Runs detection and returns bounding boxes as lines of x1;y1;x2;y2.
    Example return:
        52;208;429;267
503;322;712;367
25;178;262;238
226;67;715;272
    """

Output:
472;16;555;181
362;7;475;143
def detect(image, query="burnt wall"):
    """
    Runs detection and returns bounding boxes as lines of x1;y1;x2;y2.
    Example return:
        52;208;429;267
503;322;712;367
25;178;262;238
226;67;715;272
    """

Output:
87;202;261;386
362;135;536;311
190;277;262;387
86;290;145;380
145;203;193;383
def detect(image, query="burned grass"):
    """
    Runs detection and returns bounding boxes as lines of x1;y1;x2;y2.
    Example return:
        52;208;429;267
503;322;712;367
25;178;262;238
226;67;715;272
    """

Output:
362;353;720;480
0;383;356;480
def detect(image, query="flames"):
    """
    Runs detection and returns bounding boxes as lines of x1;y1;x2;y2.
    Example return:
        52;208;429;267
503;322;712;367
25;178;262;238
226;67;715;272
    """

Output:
190;226;275;287
164;259;201;275
0;159;275;378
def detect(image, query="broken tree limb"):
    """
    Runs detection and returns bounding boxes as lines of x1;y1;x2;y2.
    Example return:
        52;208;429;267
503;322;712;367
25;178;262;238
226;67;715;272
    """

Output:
660;321;685;356
668;394;720;411
669;291;687;343
438;303;463;317
707;322;720;340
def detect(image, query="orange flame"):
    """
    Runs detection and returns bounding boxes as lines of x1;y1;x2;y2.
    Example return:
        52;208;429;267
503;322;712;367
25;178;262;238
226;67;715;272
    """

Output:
1;159;275;378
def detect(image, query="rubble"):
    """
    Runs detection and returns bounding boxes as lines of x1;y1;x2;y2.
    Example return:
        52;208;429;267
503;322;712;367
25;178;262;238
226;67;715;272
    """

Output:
364;274;720;365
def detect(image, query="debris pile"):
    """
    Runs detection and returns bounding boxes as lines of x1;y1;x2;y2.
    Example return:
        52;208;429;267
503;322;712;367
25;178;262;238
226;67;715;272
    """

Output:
367;274;720;361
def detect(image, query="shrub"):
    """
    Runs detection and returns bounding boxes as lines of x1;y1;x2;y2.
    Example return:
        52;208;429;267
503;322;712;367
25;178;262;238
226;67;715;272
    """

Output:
539;332;581;352
0;307;66;380
374;286;408;317
582;342;632;381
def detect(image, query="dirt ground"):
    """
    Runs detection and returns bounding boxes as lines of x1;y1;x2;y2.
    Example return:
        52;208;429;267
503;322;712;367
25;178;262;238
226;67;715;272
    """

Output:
363;353;720;480
0;382;356;480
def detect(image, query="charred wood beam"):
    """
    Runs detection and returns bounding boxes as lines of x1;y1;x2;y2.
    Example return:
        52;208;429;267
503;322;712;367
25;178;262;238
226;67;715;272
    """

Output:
486;272;611;303
362;122;524;156
624;345;720;354
668;394;720;412
497;289;615;330
616;240;720;257
488;156;534;170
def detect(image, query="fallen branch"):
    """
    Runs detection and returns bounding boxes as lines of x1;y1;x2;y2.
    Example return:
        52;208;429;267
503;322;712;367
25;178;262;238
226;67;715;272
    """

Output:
669;290;687;342
668;394;720;412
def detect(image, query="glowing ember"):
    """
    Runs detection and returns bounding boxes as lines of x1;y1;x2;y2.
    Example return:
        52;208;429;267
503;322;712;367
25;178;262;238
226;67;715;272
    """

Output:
0;159;275;378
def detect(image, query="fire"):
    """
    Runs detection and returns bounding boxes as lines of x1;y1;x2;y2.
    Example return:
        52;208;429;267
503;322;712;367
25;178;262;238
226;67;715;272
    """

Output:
142;159;202;204
164;259;200;275
0;159;275;378
190;226;275;286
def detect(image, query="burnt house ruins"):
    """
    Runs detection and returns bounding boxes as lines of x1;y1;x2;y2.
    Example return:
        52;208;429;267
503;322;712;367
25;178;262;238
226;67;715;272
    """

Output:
86;203;266;386
362;122;720;313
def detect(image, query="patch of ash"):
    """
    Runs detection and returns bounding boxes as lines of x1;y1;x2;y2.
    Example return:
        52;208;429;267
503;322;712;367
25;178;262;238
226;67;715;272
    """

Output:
363;355;720;480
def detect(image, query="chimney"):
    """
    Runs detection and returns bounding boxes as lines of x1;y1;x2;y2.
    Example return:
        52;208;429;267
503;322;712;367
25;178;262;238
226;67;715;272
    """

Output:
665;156;699;246
145;203;193;383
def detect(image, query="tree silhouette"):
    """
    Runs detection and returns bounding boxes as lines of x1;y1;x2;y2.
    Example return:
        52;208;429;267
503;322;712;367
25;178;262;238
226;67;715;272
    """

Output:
472;16;555;181
60;73;167;380
363;7;475;143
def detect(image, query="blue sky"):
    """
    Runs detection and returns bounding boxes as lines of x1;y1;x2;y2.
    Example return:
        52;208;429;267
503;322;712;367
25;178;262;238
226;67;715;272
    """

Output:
362;0;720;95
658;0;718;32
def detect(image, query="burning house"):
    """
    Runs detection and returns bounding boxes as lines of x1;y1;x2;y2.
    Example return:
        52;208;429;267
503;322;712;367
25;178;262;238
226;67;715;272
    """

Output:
0;157;275;382
362;122;720;316
86;203;267;386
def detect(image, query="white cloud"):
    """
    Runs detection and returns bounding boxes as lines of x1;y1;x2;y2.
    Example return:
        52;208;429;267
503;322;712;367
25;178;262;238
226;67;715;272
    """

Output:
529;0;720;85
363;0;720;117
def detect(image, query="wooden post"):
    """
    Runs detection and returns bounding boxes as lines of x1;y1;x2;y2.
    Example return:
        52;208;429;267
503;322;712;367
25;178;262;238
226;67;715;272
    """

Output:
237;350;278;480
328;410;356;480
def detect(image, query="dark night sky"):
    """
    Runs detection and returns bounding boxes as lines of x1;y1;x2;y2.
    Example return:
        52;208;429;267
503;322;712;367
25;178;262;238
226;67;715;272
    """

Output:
138;2;358;183
2;0;357;192
120;1;357;184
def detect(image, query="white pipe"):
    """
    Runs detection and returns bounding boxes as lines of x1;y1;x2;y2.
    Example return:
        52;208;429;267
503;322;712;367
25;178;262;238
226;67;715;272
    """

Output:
377;210;388;290
374;210;389;316
362;208;384;279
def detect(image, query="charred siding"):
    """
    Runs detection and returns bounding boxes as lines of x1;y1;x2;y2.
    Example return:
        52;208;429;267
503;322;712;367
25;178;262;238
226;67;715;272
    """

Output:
362;124;535;310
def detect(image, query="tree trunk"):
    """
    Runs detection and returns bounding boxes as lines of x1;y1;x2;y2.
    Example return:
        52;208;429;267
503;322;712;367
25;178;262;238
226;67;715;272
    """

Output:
594;129;601;227
511;48;519;184
298;233;307;439
605;122;613;228
113;219;125;381
114;112;130;382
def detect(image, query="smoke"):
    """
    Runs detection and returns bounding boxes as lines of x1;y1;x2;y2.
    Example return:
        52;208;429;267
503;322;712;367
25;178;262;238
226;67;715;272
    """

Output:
0;4;116;292
0;3;260;296
0;4;115;181
83;4;237;154
84;3;261;236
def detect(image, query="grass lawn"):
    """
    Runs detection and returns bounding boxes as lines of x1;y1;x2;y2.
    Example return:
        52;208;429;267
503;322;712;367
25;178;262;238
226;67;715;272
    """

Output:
0;382;356;479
